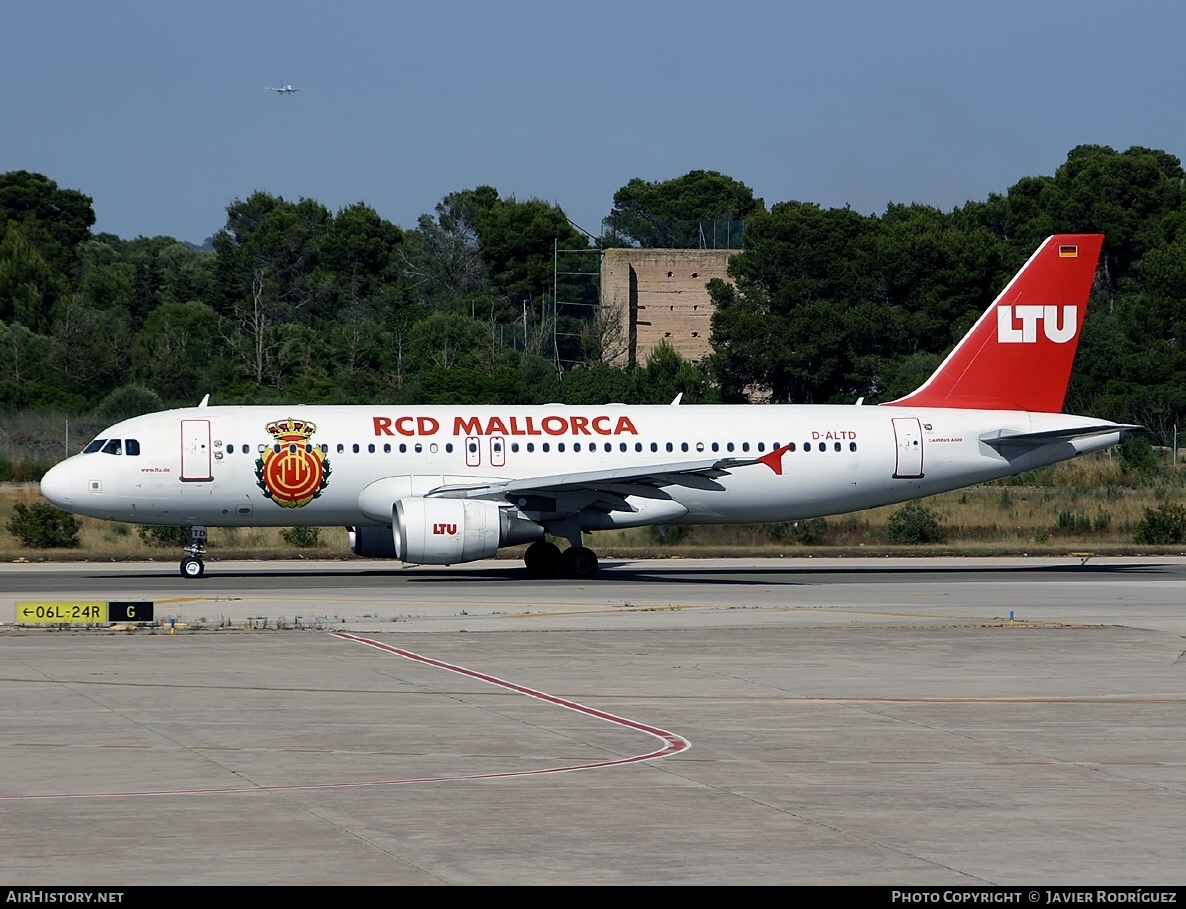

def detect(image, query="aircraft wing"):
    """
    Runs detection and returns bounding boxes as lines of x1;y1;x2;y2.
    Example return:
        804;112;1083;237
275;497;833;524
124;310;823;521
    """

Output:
424;457;758;514
980;424;1143;448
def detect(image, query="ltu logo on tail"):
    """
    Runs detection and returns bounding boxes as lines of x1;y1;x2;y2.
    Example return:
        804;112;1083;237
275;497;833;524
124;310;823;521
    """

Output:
997;305;1077;343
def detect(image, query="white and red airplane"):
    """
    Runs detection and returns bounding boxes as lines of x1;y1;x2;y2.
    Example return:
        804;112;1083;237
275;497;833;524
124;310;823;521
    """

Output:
40;234;1137;579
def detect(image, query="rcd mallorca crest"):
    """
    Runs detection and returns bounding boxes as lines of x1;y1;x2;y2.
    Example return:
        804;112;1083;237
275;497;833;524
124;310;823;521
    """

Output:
256;418;331;508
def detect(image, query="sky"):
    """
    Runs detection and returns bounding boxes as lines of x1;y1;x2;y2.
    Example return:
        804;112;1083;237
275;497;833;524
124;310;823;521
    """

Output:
4;1;1185;245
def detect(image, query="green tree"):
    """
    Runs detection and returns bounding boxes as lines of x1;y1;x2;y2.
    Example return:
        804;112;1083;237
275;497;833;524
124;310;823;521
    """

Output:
1053;146;1186;288
605;170;763;248
77;236;136;313
1003;146;1186;302
0;222;64;332
50;297;133;402
318;201;404;315
131;301;232;402
418;366;525;405
631;342;718;404
872;204;1009;351
213;191;332;319
709;202;883;403
74;234;217;326
560;364;634;405
0;171;95;275
275;322;331;385
0;321;52;406
94;385;164;423
327;301;391;396
709;200;1021;404
516;352;561;403
406;311;488;373
400;188;498;313
475;194;588;311
401;211;488;311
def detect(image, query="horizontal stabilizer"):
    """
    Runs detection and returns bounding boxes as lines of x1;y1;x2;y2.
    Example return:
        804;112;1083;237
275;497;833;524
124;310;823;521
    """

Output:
980;424;1142;448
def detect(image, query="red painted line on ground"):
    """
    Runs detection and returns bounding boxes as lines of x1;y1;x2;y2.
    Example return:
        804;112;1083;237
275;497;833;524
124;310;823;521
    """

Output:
1;632;689;801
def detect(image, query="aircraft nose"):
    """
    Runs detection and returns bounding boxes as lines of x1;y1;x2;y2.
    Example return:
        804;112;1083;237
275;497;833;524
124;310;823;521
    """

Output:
40;461;74;509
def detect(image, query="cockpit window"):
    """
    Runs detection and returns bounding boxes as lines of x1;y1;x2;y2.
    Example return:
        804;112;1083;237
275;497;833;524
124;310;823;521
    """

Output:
83;439;106;454
101;439;123;455
126;439;140;456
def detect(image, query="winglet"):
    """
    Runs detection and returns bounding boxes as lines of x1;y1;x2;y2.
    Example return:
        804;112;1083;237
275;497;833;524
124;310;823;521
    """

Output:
887;235;1103;413
756;444;793;476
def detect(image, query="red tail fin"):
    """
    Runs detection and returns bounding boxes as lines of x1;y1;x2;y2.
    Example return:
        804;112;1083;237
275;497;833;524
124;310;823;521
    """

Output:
888;234;1103;412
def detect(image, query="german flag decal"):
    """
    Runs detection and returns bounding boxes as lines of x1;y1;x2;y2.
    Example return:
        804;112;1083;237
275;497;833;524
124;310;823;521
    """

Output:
1059;245;1078;257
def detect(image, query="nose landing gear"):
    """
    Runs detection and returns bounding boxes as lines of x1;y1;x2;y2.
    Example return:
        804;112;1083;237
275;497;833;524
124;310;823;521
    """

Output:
179;525;207;579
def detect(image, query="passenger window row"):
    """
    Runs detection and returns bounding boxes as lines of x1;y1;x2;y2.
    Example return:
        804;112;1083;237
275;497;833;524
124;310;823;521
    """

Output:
500;440;858;454
218;440;859;456
220;442;456;455
87;437;858;460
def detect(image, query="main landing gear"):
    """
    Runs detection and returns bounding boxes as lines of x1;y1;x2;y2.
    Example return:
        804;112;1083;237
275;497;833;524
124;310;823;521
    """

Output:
180;525;208;579
523;540;600;579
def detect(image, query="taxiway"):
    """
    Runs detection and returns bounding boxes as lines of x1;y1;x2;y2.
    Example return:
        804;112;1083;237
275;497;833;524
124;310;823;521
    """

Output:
1;557;1184;885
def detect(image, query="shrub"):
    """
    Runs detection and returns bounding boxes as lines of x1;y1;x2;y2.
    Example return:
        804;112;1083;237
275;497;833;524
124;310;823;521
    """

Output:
649;523;692;545
1056;510;1092;534
0;454;54;483
886;502;946;544
281;526;323;548
1133;503;1186;545
6;503;81;548
766;517;828;545
137;525;188;548
1119;436;1161;479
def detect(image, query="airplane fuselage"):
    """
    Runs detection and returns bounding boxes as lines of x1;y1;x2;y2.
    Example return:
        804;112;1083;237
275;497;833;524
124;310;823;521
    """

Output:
41;403;1119;530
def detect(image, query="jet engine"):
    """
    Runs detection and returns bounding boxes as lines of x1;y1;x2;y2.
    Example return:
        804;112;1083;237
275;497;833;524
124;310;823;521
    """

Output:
347;525;398;558
393;497;543;565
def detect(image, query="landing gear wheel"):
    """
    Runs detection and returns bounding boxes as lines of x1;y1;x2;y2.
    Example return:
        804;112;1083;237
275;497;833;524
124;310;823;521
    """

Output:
180;525;208;579
524;540;562;578
561;546;599;579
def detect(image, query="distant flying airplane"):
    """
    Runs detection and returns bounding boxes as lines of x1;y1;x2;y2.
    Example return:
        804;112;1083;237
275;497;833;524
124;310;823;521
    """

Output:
40;235;1139;580
267;84;300;94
